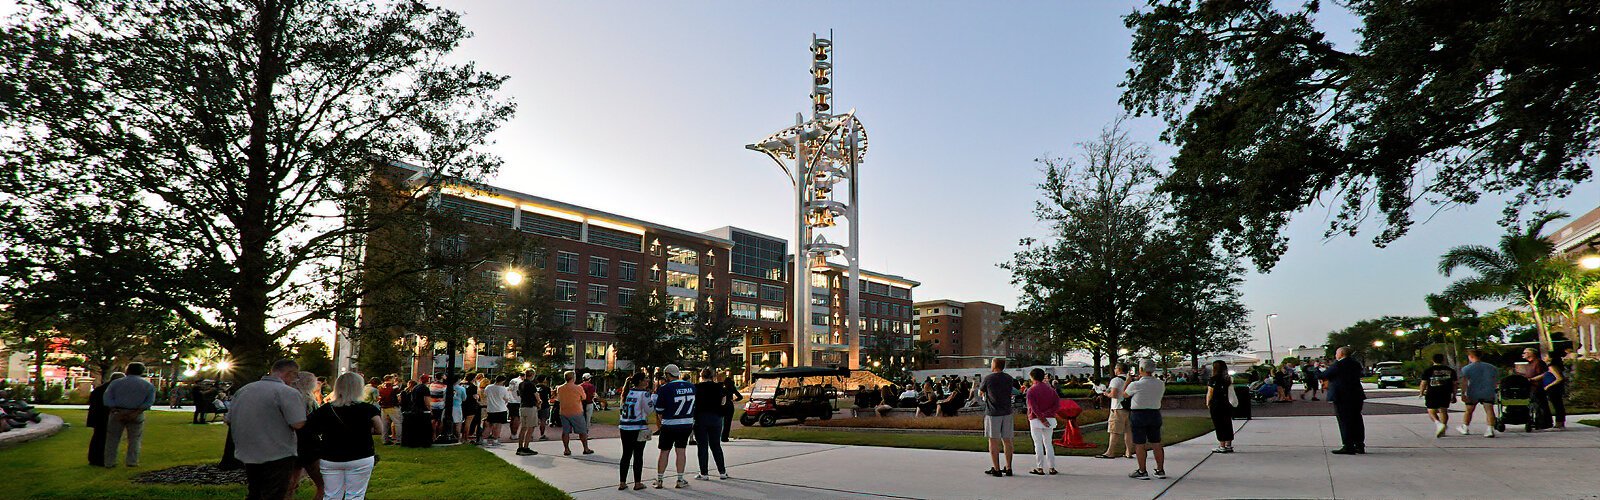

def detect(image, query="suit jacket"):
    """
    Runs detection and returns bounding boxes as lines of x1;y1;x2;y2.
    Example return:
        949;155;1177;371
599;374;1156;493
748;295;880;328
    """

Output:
1323;357;1366;404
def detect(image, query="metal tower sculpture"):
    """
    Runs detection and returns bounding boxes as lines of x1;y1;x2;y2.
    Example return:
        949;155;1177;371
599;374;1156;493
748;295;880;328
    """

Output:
747;31;867;368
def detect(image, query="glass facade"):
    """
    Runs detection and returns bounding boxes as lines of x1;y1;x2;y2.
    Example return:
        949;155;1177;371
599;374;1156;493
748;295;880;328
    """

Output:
730;301;759;320
732;280;758;298
588;225;642;252
667;245;698;266
760;284;785;302
730;230;786;280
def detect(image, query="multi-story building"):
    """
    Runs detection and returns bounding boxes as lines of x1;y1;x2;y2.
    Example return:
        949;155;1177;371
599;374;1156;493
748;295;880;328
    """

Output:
1548;204;1600;359
358;162;917;376
913;300;1024;369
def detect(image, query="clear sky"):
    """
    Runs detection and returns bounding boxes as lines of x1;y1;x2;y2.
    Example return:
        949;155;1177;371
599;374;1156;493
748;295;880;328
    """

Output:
434;0;1600;354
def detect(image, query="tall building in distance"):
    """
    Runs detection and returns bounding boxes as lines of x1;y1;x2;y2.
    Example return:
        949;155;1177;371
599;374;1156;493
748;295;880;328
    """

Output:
913;300;1029;369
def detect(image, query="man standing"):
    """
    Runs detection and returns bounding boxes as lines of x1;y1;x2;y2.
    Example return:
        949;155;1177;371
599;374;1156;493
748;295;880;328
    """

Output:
580;372;597;422
101;362;156;468
556;371;594;456
535;375;554;440
1419;353;1458;438
506;371;523;436
87;372;125;467
976;357;1016;477
653;364;696;489
376;375;401;445
1325;347;1367;454
1096;363;1133;460
1125;360;1167;480
514;370;541;456
227;359;308;500
482;375;510;446
1457;349;1498;437
1301;360;1321;401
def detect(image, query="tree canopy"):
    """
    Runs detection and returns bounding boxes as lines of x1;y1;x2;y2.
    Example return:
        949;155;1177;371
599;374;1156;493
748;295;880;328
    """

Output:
1123;0;1600;270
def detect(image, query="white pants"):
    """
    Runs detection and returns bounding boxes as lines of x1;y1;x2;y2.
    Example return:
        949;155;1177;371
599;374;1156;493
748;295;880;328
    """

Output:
1029;418;1057;470
318;456;375;500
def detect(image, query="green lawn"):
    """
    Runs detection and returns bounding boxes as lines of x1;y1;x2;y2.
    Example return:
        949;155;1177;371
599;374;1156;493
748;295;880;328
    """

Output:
1580;419;1598;428
2;410;568;499
731;416;1216;457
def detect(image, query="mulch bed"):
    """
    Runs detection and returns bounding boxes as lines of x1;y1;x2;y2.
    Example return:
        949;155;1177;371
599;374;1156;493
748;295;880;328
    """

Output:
132;464;246;485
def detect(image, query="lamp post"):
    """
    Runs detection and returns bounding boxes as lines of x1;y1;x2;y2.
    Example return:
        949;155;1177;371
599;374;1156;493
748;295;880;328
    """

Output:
1265;314;1279;366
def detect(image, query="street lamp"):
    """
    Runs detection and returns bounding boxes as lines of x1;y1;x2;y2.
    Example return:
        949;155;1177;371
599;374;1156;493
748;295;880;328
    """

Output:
503;269;524;286
1439;316;1450;323
1373;340;1385;347
1265;314;1279;365
1393;329;1408;337
1579;254;1600;270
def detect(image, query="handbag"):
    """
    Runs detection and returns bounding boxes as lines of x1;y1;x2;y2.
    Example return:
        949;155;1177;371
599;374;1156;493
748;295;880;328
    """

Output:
1226;384;1239;408
638;426;653;442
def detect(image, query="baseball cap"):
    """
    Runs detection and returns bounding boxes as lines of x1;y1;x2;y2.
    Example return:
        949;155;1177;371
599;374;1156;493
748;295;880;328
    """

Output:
582;373;592;380
663;364;681;378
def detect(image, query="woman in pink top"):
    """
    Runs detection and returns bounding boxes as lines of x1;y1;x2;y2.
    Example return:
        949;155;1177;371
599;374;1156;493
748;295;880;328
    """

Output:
1024;368;1060;475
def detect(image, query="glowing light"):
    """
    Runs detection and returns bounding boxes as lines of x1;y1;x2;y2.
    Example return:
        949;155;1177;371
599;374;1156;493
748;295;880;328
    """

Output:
1393;329;1408;336
183;369;198;377
1439;316;1450;323
503;270;524;286
216;360;233;372
1580;254;1600;270
1583;306;1600;315
1373;340;1386;347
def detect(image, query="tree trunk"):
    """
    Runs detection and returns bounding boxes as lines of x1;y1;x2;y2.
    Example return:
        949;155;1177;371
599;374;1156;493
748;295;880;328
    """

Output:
1526;290;1554;356
31;337;46;404
439;340;458;443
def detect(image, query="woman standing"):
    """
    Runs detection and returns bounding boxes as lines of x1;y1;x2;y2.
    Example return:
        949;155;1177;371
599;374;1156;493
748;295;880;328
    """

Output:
1206;360;1236;453
617;373;653;491
401;378;433;448
693;368;728;480
1543;353;1567;430
717;372;742;442
309;372;383;500
290;372;326;499
87;372;125;466
459;375;481;444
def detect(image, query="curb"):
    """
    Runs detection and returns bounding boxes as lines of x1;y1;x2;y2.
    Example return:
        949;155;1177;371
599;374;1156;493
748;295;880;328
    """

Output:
0;413;67;450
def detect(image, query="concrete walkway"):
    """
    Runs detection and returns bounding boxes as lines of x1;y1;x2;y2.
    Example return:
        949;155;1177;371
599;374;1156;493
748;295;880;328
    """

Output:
493;411;1600;499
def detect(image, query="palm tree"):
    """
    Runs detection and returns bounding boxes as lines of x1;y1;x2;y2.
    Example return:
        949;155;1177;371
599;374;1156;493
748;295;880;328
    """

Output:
1547;259;1600;344
1437;212;1568;355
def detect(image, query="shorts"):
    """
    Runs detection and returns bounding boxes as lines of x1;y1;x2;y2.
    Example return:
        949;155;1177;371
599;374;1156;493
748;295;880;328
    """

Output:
507;403;520;415
983;414;1015;439
518;406;537;420
1464;395;1495;406
657;426;691;450
538;406;552;422
450;407;463;424
380;406;400;422
486;411;508;424
559;414;589;435
1424;392;1453;410
1107;409;1129;434
1129;409;1162;445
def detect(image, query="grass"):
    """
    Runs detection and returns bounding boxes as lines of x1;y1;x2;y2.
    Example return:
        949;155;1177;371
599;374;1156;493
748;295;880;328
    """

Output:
3;410;569;500
731;416;1215;457
807;409;1109;430
1579;419;1598;428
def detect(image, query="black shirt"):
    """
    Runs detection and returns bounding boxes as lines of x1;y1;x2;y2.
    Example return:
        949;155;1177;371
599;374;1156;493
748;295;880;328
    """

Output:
406;385;430;413
1207;377;1232;407
694;381;723;416
536;384;553;410
1421;364;1457;397
720;380;742;411
517;380;540;406
309;402;380;462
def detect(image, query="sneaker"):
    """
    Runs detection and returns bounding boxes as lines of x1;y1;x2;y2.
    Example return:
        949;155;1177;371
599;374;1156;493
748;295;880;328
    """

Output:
515;447;537;456
1154;469;1167;479
1129;469;1150;480
1484;428;1496;438
1223;446;1235;453
1211;446;1228;453
1434;422;1446;438
719;473;730;480
695;474;708;480
653;479;664;489
675;479;690;489
1456;425;1469;436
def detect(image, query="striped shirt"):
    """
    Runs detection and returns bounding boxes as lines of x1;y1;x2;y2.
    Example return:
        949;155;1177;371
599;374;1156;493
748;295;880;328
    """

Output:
653;380;696;428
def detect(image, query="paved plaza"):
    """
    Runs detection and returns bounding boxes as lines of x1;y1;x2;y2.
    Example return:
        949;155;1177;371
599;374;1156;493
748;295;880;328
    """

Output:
493;409;1600;499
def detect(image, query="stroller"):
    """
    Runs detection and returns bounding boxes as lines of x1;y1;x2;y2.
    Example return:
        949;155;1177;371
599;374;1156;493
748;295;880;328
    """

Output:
1494;374;1532;433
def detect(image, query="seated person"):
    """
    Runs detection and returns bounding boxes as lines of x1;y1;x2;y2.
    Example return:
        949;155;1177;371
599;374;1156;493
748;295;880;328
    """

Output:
937;386;967;416
898;386;920;408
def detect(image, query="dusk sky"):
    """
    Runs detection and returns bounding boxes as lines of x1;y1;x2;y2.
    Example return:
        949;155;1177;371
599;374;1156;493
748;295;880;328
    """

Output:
435;0;1600;355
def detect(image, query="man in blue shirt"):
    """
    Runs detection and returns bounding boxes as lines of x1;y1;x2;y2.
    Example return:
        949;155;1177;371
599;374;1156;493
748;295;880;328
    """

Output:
652;364;695;489
1458;349;1499;438
101;362;157;467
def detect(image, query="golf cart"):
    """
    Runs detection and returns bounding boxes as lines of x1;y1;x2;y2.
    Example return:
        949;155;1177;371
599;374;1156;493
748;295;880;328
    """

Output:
1374;361;1405;389
739;366;848;427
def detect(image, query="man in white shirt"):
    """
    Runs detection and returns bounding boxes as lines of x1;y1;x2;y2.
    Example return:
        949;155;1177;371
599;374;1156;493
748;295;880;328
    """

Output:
1125;360;1168;480
1096;363;1133;459
506;374;523;435
482;376;510;447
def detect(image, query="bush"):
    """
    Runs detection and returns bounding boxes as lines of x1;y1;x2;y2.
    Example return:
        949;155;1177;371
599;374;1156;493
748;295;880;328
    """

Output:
1568;359;1600;410
2;381;66;404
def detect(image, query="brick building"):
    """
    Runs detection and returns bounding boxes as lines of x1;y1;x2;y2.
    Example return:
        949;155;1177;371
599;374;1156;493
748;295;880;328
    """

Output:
1548;204;1600;359
913;300;1030;369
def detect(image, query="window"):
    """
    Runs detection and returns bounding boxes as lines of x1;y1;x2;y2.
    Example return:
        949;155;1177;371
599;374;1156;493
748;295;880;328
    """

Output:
730;302;759;320
667;245;698;266
649;265;662;283
704;274;715;290
668;295;696;314
810;273;830;289
666;271;698;290
619;261;638;282
555;280;577;302
588;257;609;278
585;312;606;332
732;280;758;298
556;252;578;274
587;284;608;305
438;196;513;228
812;312;828;326
583;341;609;360
759;305;785;322
618;287;636;306
556;309;577;326
588;225;642;252
730;231;787;280
521;211;582;240
650;239;662;256
759;284;784;302
705;249;715;267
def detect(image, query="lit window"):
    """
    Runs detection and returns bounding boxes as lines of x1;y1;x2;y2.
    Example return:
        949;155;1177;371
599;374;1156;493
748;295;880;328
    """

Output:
585;312;606;331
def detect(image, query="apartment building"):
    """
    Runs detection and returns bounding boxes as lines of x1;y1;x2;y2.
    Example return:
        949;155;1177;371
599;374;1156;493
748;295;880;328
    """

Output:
806;262;918;368
913;300;1025;369
1548;204;1600;359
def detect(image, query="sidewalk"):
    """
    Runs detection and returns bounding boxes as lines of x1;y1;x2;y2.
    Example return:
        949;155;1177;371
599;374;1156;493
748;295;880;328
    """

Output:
492;412;1600;499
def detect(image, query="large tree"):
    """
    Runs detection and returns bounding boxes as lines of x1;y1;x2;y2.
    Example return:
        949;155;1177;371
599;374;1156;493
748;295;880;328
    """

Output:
0;0;513;379
683;296;741;373
502;279;570;374
1122;0;1600;270
1003;121;1168;377
613;292;682;371
1142;233;1252;371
